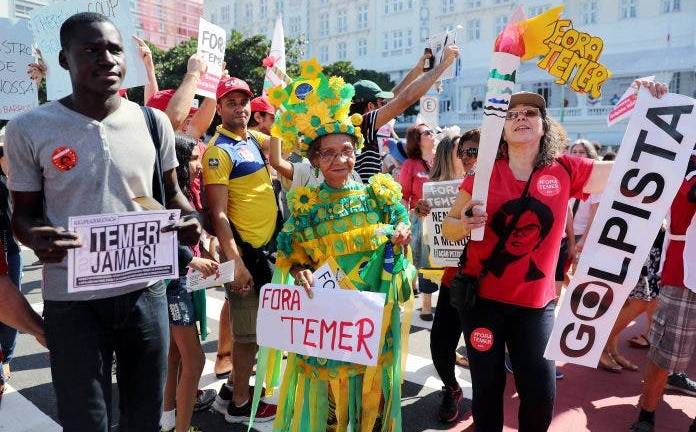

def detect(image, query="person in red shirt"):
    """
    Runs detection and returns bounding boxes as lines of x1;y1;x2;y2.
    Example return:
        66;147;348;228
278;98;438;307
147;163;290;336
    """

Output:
400;123;437;319
630;154;696;432
442;84;667;431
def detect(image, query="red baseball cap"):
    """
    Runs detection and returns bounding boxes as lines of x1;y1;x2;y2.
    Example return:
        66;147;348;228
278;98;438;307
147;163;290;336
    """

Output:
146;89;198;115
250;96;275;115
216;77;253;101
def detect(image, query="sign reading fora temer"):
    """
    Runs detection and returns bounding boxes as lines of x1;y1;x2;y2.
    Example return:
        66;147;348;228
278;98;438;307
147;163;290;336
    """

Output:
537;19;611;99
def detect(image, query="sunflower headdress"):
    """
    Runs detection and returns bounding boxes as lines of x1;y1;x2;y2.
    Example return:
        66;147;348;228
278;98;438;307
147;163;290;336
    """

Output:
267;58;364;156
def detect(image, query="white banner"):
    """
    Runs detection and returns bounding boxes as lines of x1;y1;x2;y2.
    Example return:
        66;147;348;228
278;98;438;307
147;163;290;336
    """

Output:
29;0;148;100
187;260;234;292
470;52;520;241
257;284;386;366
545;88;696;367
423;180;466;266
0;18;39;119
263;14;287;92
196;18;226;99
67;210;180;293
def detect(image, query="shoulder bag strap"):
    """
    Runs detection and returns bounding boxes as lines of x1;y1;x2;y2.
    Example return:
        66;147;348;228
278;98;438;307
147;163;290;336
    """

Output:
141;106;166;206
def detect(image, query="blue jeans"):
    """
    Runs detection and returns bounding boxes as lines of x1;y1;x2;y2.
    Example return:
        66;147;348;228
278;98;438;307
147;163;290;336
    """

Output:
459;298;556;432
0;234;22;381
44;283;169;432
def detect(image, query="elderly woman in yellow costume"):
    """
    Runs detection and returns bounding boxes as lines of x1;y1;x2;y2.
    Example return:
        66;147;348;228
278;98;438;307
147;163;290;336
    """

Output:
250;59;416;432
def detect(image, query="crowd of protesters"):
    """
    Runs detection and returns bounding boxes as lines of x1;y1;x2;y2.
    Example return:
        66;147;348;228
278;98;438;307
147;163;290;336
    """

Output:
0;11;694;432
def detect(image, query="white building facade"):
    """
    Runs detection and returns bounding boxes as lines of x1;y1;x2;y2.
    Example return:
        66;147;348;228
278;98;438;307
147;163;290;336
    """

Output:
203;0;696;146
0;0;53;19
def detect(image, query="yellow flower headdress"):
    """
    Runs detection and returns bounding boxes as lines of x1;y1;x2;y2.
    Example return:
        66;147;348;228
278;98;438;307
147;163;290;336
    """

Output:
267;58;364;156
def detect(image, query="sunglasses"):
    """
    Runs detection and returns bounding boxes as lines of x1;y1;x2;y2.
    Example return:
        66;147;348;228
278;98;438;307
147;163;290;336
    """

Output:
457;146;478;158
419;129;434;136
505;108;541;121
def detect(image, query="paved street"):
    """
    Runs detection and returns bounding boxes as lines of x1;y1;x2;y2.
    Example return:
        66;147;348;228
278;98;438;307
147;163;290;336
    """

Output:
2;248;695;432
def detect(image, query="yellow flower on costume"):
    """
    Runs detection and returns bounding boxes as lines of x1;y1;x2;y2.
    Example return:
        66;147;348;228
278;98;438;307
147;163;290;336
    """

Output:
333;104;350;121
300;58;323;80
289;186;319;215
279;111;295;128
306;103;332;127
267;85;288;107
369;173;403;205
328;76;346;93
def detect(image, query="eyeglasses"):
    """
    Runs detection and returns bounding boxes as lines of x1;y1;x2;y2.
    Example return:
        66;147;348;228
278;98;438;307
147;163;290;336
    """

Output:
505;108;541;121
458;146;478;158
419;129;434;136
317;148;355;163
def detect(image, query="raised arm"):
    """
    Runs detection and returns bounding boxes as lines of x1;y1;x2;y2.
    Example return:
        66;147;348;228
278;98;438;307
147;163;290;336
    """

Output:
374;44;459;130
390;50;432;96
133;36;158;104
166;54;208;132
268;136;294;180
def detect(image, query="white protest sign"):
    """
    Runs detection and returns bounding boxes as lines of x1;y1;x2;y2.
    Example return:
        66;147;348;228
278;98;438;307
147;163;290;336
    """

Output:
607;76;655;127
419;95;439;130
427;29;458;81
187;260;234;292
313;263;339;289
29;0;148;100
0;18;39;119
545;88;696;367
257;284;386;366
196;18;226;99
423;180;466;266
67;210;180;293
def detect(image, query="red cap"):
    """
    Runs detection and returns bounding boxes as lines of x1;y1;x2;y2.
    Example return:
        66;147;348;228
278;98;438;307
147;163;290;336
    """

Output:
146;89;198;115
250;96;275;115
216;77;253;101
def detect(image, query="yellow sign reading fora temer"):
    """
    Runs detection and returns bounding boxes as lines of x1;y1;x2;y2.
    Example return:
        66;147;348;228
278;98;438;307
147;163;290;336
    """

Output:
537;19;612;99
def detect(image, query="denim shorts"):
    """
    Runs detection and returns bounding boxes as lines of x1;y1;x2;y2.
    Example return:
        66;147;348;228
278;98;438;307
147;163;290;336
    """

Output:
166;277;196;326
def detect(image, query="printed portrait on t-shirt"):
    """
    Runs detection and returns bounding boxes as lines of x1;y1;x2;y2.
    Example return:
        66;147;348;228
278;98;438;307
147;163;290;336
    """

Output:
484;196;554;282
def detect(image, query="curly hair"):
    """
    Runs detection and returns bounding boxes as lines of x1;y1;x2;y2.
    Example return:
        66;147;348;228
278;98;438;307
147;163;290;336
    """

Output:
174;134;197;201
498;109;567;168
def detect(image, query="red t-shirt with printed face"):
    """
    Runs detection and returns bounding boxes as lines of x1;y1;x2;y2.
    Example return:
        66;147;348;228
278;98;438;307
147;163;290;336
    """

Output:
661;164;696;288
459;155;594;308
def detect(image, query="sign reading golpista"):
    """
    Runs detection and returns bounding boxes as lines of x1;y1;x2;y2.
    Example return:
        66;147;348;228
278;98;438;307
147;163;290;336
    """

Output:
545;88;696;367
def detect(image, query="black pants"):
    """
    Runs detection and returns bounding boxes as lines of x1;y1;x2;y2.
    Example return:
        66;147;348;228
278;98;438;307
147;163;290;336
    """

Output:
459;298;556;432
430;284;463;387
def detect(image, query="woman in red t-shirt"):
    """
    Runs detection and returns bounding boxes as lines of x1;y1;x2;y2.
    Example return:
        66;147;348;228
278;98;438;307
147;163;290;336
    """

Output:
442;91;624;431
399;123;437;319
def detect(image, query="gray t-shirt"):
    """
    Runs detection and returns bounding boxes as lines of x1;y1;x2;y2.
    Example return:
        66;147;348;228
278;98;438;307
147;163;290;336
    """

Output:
6;99;177;301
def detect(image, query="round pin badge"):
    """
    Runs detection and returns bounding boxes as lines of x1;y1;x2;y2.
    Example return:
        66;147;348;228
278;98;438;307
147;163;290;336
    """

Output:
52;146;78;171
470;327;494;352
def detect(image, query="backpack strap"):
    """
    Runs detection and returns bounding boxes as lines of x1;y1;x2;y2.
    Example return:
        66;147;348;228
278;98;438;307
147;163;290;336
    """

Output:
141;106;166;206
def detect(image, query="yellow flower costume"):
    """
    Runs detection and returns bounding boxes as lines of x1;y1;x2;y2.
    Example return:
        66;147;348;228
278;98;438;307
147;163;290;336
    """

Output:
250;59;415;432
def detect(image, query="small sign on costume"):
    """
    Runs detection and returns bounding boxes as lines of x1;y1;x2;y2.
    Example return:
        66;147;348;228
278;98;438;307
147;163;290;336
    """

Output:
29;0;148;100
423;180;466;266
196;18;226;99
257;284;386;366
67;210;180;293
545;88;696;368
0;18;39;119
312;257;356;290
187;260;235;292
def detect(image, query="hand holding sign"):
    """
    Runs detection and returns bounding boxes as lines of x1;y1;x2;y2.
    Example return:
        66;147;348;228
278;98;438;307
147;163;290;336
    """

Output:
291;267;314;298
195;18;227;99
161;213;202;246
29;226;82;264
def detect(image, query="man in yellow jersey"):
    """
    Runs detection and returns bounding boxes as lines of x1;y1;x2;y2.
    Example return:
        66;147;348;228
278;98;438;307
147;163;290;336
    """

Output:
202;77;279;424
